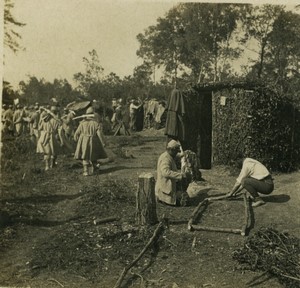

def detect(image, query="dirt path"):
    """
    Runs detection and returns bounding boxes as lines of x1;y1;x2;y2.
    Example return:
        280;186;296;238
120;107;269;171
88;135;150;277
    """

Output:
0;134;299;287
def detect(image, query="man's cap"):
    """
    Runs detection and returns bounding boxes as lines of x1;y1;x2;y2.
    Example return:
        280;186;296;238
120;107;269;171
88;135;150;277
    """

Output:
167;140;180;149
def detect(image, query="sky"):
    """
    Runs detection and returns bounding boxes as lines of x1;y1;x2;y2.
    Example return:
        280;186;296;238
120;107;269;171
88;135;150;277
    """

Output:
3;0;175;89
2;0;299;90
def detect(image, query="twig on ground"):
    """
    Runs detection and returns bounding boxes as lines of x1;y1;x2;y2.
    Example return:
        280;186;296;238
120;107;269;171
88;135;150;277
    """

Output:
113;219;167;288
163;235;177;246
47;278;64;287
130;270;145;287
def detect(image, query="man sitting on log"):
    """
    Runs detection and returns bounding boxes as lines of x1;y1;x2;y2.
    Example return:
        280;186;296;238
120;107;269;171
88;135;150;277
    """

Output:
155;139;191;206
226;157;274;207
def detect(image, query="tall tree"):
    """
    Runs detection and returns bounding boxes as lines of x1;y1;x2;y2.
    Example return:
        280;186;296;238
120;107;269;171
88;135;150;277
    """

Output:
73;50;104;97
2;81;18;104
101;72;123;103
19;77;46;104
19;77;78;105
137;3;245;85
4;0;26;53
180;3;246;82
241;4;284;79
267;10;300;86
137;5;186;87
132;62;153;95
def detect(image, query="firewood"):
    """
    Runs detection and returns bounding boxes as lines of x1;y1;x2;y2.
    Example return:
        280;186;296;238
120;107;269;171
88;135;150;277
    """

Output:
113;219;167;288
190;224;242;234
187;199;208;230
207;194;228;201
93;217;120;225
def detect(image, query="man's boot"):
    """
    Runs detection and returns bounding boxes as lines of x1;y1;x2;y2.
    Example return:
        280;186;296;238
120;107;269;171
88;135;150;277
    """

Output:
88;162;94;176
45;159;50;171
49;158;54;169
83;164;89;176
50;157;57;168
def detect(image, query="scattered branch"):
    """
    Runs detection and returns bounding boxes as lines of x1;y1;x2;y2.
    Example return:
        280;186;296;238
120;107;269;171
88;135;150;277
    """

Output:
113;219;167;288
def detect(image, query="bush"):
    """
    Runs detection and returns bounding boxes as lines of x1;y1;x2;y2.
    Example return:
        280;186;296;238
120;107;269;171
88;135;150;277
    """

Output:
212;87;300;172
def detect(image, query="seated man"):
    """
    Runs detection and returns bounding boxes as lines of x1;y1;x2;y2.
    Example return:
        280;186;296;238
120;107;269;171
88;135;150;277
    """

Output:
155;139;190;206
226;157;274;207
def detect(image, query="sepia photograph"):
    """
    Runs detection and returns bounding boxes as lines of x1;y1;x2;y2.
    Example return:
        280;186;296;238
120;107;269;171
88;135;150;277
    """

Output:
1;0;300;287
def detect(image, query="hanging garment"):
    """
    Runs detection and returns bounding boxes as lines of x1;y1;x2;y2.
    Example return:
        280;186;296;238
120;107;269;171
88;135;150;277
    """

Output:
165;89;186;141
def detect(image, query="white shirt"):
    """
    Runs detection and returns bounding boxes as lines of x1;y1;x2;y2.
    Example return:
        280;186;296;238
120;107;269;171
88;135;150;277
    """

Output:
236;158;270;183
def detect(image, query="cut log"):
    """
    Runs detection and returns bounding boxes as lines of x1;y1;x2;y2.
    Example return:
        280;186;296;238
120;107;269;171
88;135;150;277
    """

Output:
136;173;158;225
93;216;120;225
187;199;208;230
190;224;242;234
114;219;167;288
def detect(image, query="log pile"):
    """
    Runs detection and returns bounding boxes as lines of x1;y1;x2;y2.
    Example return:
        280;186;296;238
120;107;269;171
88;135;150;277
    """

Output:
233;227;300;287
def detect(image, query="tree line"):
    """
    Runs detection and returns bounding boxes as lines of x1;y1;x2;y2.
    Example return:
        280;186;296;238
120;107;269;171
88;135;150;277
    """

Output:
3;3;300;107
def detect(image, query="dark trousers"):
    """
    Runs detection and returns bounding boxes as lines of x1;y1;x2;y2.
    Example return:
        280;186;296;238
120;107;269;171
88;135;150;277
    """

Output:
241;176;274;199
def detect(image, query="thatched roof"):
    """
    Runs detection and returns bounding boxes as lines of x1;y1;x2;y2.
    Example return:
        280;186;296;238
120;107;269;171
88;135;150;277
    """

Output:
192;80;276;93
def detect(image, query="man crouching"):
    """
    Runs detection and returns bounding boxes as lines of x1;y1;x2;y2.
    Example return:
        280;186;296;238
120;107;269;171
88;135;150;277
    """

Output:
155;139;190;206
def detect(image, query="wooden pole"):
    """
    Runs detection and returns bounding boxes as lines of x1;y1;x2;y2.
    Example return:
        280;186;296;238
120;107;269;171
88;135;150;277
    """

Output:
207;194;228;201
187;199;208;230
241;193;252;236
136;173;158;225
190;224;242;235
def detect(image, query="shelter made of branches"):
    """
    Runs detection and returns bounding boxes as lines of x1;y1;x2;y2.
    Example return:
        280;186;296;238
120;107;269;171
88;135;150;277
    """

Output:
181;81;300;172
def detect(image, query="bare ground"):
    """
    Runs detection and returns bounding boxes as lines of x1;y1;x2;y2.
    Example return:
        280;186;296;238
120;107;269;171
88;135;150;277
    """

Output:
0;130;299;288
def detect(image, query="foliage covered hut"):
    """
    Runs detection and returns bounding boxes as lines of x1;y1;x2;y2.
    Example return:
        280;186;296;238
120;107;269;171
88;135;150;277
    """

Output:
179;81;300;172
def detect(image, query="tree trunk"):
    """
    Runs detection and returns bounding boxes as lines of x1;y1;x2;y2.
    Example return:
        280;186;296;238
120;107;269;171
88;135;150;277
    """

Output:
136;173;158;225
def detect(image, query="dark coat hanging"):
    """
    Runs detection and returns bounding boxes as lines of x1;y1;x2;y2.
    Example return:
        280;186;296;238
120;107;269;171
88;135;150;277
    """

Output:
165;89;186;142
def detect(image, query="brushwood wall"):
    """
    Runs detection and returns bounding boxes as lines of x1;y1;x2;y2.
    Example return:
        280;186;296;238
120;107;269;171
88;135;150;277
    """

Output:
212;87;300;172
179;83;300;172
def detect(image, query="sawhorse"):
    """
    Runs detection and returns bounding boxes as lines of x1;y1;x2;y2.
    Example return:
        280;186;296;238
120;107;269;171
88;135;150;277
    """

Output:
114;121;130;136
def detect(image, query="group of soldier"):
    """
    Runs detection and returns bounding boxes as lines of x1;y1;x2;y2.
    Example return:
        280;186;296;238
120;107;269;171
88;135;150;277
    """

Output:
111;97;167;133
1;102;85;172
1;97;167;176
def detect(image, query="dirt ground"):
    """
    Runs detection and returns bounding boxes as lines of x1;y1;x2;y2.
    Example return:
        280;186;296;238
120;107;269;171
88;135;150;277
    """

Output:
0;129;299;288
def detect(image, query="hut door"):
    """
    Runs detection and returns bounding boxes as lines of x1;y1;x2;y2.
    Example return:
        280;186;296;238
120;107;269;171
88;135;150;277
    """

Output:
199;91;212;169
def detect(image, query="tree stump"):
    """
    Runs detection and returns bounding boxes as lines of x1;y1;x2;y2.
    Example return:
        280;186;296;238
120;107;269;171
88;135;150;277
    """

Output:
136;173;158;225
